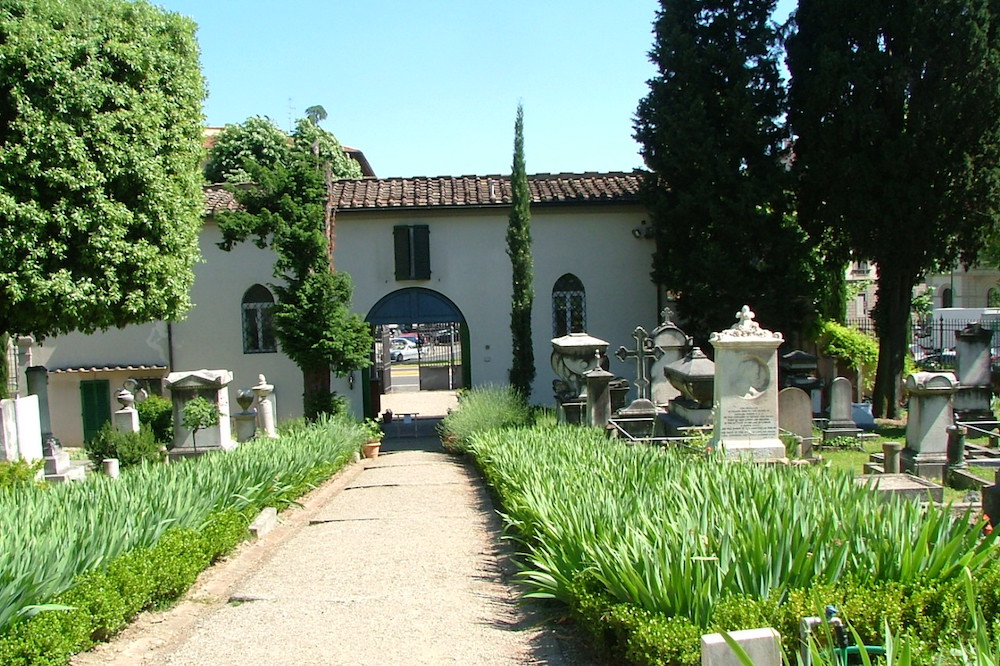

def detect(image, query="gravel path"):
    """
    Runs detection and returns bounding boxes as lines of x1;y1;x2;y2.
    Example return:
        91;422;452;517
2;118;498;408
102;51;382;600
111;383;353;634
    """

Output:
73;440;600;665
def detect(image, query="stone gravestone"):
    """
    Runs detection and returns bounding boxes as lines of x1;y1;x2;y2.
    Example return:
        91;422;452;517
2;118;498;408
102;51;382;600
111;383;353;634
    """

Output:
650;307;690;408
164;369;234;454
709;306;785;459
953;322;993;422
901;371;959;479
778;387;814;456
0;395;43;464
13;395;42;463
612;326;663;439
615;326;663;402
824;377;861;441
0;398;18;461
25;366;81;481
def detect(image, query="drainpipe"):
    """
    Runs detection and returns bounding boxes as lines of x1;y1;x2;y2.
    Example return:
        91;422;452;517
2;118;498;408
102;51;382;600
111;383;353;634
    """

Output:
167;322;175;371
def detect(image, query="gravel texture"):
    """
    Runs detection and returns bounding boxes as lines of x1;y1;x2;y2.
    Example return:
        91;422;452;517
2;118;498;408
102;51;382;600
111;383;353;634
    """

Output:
73;440;602;665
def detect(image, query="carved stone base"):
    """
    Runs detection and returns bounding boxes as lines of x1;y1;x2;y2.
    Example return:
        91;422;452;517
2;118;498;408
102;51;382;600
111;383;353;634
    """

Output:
899;448;948;481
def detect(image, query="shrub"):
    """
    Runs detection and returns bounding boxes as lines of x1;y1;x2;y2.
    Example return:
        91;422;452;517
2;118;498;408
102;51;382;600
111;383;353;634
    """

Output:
135;394;173;444
0;459;43;491
0;512;248;664
437;384;530;453
84;423;162;470
815;319;879;394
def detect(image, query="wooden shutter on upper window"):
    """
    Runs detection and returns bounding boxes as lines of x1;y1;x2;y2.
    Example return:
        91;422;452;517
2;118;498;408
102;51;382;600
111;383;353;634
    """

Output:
412;225;430;279
393;226;411;280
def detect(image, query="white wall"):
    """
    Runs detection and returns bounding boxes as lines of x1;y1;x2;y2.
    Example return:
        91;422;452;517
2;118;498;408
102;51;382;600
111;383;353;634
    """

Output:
170;220;304;421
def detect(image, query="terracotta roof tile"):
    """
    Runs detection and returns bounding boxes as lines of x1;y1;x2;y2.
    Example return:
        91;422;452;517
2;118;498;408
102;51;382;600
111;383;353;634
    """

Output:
203;172;645;215
203;184;244;216
330;172;644;210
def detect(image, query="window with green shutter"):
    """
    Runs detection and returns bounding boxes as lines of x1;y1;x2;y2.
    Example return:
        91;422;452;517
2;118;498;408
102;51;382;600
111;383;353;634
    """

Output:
393;225;430;280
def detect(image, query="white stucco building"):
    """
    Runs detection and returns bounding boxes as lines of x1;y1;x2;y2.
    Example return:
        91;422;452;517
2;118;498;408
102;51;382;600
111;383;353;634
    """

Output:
29;171;660;447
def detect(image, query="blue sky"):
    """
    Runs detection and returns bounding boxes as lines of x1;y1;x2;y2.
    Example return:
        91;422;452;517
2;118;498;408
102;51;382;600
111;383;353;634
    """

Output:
155;0;797;179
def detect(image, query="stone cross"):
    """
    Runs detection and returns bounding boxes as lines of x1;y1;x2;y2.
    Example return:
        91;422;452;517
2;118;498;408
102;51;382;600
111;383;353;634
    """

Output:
615;326;663;400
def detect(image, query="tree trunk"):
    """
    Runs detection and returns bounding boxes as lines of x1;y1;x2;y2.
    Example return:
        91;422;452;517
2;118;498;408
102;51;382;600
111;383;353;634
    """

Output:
302;363;332;420
871;268;913;418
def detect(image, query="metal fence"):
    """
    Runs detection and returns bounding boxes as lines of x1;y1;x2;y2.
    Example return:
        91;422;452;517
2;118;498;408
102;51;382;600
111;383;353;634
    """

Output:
843;316;992;371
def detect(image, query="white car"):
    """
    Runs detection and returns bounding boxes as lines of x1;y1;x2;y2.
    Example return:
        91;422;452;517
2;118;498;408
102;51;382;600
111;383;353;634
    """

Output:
390;338;419;363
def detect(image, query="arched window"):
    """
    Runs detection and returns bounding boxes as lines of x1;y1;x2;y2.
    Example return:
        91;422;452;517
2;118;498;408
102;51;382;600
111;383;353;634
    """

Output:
552;274;586;337
941;287;954;309
242;284;276;353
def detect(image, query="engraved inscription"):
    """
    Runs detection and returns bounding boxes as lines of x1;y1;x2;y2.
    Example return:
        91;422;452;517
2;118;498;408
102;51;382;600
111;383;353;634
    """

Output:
719;404;776;438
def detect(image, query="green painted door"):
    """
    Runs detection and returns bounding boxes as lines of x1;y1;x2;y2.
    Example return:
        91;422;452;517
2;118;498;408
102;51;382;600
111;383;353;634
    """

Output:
80;380;110;443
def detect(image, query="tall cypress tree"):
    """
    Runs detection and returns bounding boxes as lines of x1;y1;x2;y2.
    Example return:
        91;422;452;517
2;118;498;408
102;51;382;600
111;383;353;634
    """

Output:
634;0;817;346
507;104;535;400
787;0;1000;417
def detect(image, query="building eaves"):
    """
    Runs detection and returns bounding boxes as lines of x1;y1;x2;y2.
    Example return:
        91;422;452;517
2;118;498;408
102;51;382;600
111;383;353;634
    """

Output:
204;171;646;216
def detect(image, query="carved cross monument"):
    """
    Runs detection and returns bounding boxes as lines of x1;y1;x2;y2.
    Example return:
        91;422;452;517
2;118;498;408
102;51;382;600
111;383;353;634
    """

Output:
615;326;663;400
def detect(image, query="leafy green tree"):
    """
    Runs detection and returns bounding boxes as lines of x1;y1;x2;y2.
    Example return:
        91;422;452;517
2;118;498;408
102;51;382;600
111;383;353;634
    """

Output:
0;0;204;344
181;396;219;452
634;0;818;346
507;104;535;400
203;116;289;184
787;0;1000;417
213;115;371;419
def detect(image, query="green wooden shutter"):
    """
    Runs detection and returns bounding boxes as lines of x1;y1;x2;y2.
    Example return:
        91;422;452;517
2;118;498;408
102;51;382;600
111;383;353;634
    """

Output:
412;225;430;279
79;379;111;443
393;226;411;280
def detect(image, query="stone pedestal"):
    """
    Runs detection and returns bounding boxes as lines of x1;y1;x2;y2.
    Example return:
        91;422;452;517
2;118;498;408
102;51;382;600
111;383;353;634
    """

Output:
585;367;614;428
709;306;785;460
114;388;140;434
252;375;278;438
611;398;658;439
233;388;257;442
551;332;609;424
901;371;959;479
234;412;258;442
164;369;234;454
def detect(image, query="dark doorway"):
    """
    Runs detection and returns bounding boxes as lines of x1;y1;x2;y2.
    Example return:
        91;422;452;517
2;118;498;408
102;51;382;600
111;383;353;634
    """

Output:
363;288;470;418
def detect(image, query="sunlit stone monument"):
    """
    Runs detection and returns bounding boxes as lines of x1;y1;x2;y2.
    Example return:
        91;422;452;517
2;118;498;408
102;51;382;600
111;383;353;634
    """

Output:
551;332;608;423
164;369;234;454
709;306;785;460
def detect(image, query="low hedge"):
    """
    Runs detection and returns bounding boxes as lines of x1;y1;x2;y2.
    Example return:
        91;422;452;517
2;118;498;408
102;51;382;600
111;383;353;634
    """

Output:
0;508;249;665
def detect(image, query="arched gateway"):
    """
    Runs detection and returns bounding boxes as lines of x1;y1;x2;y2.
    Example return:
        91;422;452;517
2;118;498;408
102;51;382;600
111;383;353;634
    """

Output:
362;288;470;418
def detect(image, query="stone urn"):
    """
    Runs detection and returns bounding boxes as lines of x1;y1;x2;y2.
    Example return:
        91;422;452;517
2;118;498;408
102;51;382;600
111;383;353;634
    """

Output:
663;347;715;408
550;332;609;399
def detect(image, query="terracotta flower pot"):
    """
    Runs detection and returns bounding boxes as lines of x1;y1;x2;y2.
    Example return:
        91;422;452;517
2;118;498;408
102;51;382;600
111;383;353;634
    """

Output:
362;441;381;459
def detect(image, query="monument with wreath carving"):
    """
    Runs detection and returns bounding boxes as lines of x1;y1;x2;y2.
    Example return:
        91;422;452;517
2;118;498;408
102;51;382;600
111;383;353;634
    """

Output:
709;306;785;459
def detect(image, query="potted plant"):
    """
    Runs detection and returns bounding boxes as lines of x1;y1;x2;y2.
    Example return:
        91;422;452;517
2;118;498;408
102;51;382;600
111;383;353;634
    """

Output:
361;418;383;459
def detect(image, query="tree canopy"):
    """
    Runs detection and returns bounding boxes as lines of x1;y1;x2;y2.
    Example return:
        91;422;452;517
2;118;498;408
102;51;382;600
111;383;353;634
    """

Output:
787;0;1000;416
0;0;205;341
634;0;819;346
212;115;370;419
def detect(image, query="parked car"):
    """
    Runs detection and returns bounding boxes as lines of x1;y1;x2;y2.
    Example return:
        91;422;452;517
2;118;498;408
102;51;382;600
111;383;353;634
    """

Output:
390;338;420;363
397;331;423;346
